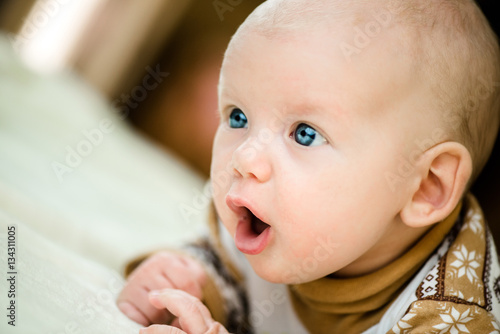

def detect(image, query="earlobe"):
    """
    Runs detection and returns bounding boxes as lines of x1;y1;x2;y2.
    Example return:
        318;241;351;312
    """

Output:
400;142;472;228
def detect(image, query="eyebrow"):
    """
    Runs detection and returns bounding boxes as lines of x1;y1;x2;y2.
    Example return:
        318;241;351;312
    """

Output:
290;103;324;115
218;84;247;107
287;96;343;119
219;82;344;120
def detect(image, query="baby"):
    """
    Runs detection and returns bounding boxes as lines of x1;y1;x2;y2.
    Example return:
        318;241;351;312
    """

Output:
117;0;500;333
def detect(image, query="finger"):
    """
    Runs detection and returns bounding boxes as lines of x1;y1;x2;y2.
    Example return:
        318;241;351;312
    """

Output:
170;318;181;329
160;257;205;299
143;274;178;324
149;289;214;334
118;276;174;325
206;322;230;334
118;301;149;326
139;324;186;334
118;287;172;325
176;256;208;285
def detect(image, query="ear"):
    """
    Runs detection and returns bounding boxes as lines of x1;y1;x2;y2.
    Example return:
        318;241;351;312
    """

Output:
400;142;472;228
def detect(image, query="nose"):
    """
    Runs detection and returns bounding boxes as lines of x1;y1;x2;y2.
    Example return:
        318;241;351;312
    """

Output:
231;137;272;182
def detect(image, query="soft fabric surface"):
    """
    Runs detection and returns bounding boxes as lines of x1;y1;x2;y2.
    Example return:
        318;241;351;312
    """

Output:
0;35;209;333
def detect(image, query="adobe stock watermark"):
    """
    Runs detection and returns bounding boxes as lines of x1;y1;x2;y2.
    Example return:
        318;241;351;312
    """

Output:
51;65;169;183
340;8;393;63
213;0;244;21
51;119;116;182
9;0;69;53
384;76;500;192
236;287;287;334
438;76;500;135
234;236;337;332
384;128;447;192
45;274;125;334
283;235;339;284
178;111;286;223
111;65;169;120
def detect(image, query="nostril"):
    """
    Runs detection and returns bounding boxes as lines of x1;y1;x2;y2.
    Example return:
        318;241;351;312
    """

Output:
231;163;243;178
231;139;272;182
231;157;255;179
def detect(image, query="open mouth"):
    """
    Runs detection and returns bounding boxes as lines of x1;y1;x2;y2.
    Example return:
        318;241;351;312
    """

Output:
228;200;272;255
248;208;271;235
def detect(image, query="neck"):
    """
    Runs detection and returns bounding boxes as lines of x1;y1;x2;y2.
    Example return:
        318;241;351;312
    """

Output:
333;216;439;278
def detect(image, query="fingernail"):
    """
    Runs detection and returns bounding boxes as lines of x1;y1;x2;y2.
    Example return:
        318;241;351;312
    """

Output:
149;290;160;297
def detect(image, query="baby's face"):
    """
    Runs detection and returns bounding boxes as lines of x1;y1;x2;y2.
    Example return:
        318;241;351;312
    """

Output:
211;27;434;283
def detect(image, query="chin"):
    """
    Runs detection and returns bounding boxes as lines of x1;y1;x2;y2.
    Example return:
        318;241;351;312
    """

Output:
247;258;287;284
252;259;340;285
255;270;287;284
248;260;309;285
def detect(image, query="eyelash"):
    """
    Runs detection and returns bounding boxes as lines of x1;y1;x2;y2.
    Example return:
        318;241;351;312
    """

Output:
290;123;327;147
228;108;247;129
227;108;327;147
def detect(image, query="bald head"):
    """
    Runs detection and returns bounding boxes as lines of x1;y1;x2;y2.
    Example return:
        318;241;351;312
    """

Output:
227;0;500;180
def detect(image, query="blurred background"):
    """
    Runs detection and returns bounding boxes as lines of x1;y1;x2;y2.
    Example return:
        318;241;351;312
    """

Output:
0;0;498;240
0;0;267;177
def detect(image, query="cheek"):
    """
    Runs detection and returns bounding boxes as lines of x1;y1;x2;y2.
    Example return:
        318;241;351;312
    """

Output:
210;163;235;237
274;160;394;256
210;128;233;183
210;162;231;201
210;129;240;232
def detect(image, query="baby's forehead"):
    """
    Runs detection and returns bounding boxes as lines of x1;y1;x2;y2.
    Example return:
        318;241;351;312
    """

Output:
231;1;427;72
227;3;420;82
221;29;425;122
239;0;398;37
235;0;458;61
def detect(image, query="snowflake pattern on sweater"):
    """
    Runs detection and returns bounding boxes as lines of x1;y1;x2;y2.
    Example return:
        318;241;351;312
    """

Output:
388;194;500;334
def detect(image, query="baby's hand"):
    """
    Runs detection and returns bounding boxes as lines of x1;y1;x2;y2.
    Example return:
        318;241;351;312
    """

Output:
139;289;229;334
117;251;207;326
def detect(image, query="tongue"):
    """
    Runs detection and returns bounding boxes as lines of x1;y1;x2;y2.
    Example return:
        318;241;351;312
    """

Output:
235;215;271;255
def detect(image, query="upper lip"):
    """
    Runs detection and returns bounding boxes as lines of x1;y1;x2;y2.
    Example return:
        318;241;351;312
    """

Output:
226;195;270;226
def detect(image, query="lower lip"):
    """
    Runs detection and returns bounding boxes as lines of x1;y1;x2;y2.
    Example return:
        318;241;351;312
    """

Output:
234;219;272;255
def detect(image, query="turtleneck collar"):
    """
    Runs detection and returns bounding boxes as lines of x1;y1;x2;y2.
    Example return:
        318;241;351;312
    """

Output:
288;203;462;334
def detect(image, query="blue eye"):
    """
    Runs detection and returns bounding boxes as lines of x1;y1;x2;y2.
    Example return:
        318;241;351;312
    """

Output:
293;123;326;147
229;108;248;129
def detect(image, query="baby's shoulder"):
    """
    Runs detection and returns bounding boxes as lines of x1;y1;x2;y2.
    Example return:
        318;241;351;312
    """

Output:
388;196;500;332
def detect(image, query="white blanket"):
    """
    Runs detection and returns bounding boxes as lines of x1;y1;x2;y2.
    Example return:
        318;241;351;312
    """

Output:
0;36;209;334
